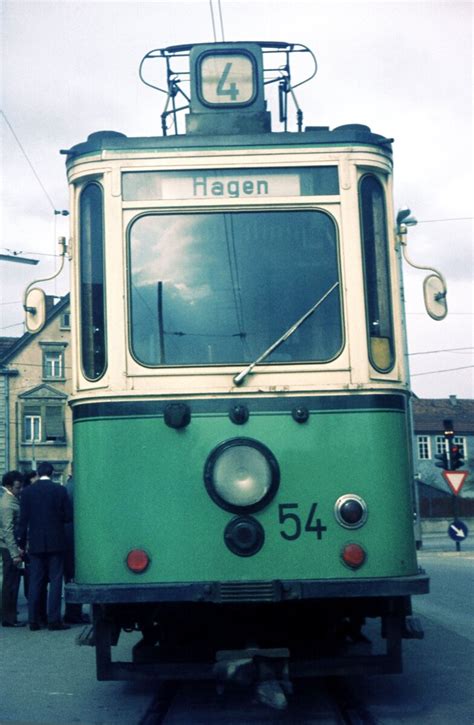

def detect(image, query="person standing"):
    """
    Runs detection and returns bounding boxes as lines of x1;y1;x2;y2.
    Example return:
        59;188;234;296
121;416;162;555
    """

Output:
22;470;39;490
0;470;25;627
63;473;89;624
20;470;47;623
17;462;72;631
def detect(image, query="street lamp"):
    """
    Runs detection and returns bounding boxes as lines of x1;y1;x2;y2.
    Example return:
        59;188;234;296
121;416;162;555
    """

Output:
0;253;39;265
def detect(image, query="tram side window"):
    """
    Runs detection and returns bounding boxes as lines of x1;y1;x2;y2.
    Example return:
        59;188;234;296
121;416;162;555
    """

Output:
79;183;107;380
359;175;394;372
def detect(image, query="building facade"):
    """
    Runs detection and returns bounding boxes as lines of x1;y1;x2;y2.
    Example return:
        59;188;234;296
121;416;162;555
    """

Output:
412;396;474;519
0;296;72;482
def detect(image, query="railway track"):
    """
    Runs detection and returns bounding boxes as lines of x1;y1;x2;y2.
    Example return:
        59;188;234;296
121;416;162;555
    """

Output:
138;677;378;724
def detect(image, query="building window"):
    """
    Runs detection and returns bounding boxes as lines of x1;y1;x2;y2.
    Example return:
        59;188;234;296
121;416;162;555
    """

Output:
40;342;67;381
454;436;467;458
22;405;66;444
24;415;41;443
435;435;468;460
60;312;71;330
44;351;63;379
417;435;431;460
44;405;66;441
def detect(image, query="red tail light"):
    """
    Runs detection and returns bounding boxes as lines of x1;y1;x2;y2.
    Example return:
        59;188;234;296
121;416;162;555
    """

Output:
126;549;150;573
341;543;366;569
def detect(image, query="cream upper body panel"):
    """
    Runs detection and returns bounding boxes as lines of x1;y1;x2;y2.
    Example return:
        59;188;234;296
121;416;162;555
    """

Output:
66;138;407;401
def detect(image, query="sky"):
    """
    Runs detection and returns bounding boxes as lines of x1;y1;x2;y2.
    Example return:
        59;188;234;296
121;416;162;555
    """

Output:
1;0;473;399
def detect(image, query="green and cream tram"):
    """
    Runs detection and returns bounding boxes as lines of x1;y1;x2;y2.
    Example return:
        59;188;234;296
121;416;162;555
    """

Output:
26;42;445;693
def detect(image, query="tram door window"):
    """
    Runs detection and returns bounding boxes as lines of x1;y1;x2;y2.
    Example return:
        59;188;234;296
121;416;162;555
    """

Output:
128;210;343;367
359;175;394;372
79;183;107;380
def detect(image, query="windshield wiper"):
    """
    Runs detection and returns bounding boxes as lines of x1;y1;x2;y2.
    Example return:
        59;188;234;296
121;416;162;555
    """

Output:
233;281;339;386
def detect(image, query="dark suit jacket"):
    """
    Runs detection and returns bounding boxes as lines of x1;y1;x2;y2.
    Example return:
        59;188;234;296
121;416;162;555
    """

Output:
17;478;72;554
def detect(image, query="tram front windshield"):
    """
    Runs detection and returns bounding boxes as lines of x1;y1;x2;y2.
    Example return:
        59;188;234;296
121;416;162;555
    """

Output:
129;210;342;366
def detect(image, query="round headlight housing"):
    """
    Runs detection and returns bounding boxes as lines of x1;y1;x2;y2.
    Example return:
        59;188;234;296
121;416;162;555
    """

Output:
204;438;280;513
334;494;368;529
224;516;265;557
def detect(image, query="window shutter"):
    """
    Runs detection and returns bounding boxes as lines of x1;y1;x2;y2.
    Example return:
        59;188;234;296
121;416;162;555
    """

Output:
23;405;41;416
45;406;65;438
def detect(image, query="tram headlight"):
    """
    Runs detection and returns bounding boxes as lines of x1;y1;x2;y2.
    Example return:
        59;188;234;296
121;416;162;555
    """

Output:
334;494;368;529
204;438;279;513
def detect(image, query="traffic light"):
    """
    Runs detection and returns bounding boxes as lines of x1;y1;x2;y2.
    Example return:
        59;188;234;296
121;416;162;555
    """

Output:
434;452;448;469
449;444;464;470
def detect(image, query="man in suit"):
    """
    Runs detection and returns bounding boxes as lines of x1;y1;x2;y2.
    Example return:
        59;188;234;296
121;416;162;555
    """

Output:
63;473;89;624
0;470;25;627
17;461;72;631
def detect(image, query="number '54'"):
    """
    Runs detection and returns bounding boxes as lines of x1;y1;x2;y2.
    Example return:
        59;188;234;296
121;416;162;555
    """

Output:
279;503;327;541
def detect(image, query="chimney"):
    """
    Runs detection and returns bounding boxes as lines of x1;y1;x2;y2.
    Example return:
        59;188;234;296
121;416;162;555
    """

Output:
45;295;56;315
449;395;458;407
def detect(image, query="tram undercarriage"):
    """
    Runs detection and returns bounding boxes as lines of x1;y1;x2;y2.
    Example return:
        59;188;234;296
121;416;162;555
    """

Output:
70;582;426;683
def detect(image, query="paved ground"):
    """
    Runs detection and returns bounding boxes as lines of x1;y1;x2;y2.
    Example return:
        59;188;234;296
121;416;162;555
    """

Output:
1;533;472;724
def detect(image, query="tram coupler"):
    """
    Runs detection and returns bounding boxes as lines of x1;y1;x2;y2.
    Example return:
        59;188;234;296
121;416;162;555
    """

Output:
401;616;424;639
214;647;291;710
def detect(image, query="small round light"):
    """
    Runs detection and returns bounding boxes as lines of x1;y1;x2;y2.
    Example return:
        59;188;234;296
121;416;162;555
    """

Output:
224;516;265;557
126;549;150;573
204;438;279;513
341;543;366;569
334;494;368;529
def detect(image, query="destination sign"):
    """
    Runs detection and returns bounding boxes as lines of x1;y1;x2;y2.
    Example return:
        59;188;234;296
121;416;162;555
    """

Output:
162;173;300;199
123;167;339;201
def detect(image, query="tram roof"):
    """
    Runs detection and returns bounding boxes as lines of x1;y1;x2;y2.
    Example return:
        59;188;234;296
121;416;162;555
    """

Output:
61;124;393;162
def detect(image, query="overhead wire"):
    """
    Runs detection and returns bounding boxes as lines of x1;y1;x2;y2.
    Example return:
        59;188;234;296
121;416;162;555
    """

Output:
209;0;225;42
411;365;474;377
416;217;472;224
217;0;225;41
408;347;473;356
209;0;217;42
1;109;69;303
1;110;56;212
1;322;25;330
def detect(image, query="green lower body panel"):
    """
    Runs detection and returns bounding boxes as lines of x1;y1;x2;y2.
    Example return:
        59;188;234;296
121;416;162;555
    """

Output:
72;393;418;588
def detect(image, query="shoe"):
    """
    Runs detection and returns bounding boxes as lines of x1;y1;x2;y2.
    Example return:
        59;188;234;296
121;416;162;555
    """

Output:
29;623;41;631
64;614;90;624
2;621;26;627
48;622;71;631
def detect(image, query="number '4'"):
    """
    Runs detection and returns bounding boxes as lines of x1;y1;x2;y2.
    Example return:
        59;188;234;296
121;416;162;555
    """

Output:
217;63;239;101
305;503;327;540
